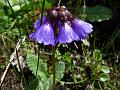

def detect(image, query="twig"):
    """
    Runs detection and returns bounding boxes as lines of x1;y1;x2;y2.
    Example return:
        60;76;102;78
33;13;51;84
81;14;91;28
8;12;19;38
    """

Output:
0;61;11;86
57;0;61;6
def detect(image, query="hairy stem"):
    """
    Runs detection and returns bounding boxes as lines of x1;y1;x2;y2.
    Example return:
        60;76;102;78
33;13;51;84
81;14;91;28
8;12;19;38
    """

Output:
52;46;56;90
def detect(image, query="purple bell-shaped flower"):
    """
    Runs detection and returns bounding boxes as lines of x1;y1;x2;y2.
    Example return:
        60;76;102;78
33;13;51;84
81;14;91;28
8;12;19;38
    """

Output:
72;19;93;39
30;22;55;45
56;22;79;44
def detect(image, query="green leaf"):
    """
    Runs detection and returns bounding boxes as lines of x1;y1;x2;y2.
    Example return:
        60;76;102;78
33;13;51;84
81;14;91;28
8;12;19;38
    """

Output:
8;0;29;6
100;74;109;82
56;61;65;81
28;77;39;90
41;76;53;90
26;53;48;80
27;53;53;90
0;1;5;5
93;49;102;61
33;0;53;9
63;53;71;64
28;76;53;90
96;64;102;73
80;5;112;22
44;0;53;9
12;5;20;11
101;66;110;74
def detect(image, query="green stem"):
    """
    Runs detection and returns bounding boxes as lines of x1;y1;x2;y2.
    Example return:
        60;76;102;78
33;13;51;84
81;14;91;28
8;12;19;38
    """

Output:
6;0;27;89
36;45;40;76
16;49;27;89
52;46;56;90
36;0;45;76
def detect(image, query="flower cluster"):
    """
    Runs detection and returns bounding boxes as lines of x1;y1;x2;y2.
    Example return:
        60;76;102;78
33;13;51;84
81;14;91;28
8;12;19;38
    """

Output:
29;6;93;45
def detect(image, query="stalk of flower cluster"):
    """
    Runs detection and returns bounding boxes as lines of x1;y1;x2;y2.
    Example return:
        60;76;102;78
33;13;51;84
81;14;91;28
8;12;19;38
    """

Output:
52;46;56;90
36;0;45;76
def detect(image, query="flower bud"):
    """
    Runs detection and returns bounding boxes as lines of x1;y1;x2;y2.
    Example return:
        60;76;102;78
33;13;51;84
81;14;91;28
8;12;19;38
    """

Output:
48;9;58;22
61;6;66;11
56;6;60;11
58;10;68;21
51;10;58;18
65;10;73;20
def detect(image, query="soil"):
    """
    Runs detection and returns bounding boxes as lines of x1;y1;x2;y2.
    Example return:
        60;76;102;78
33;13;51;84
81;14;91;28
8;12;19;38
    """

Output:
1;68;23;90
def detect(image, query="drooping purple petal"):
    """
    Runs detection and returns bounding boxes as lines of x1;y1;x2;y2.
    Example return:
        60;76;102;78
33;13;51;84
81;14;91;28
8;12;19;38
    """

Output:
34;16;47;29
56;23;79;44
30;23;55;45
72;19;93;39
